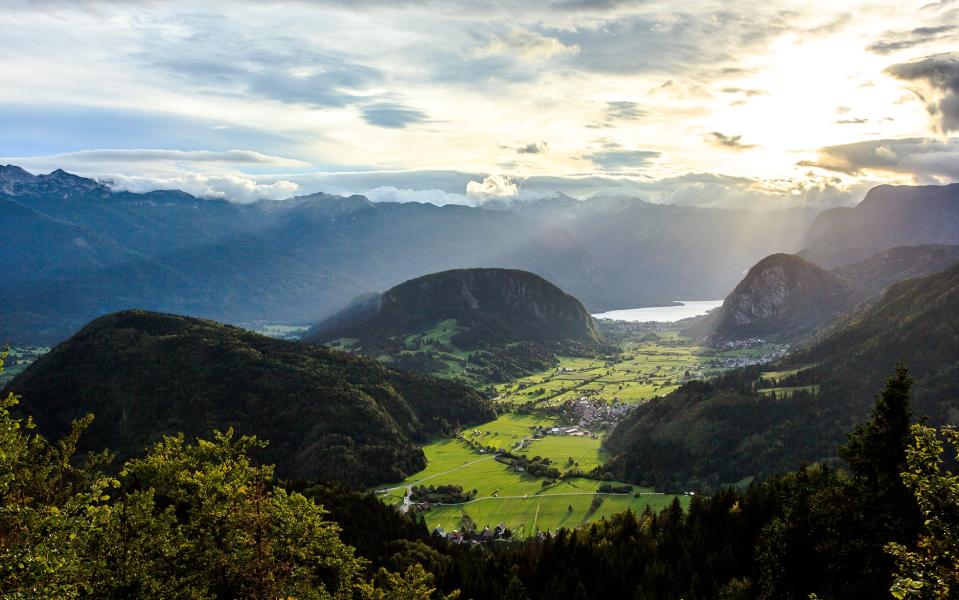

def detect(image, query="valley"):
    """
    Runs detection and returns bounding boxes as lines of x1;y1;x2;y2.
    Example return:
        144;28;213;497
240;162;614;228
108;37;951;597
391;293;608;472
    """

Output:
5;3;959;596
375;413;688;537
0;345;48;386
373;334;788;537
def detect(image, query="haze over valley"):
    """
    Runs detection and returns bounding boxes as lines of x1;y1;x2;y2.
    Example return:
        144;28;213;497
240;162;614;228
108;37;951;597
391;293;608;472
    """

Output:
3;1;959;598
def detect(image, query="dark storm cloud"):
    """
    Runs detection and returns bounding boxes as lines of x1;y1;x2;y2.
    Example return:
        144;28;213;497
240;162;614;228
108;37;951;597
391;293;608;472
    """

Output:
887;53;959;132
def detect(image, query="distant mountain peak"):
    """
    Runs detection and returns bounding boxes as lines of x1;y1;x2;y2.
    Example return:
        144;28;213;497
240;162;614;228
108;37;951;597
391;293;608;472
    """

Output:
0;164;36;180
0;164;38;193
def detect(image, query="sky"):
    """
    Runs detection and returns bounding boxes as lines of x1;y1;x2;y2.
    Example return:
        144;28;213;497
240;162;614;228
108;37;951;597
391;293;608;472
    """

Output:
1;0;958;208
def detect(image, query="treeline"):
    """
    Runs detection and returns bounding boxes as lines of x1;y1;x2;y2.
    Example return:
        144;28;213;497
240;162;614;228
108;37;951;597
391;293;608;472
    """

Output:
306;366;957;600
4;346;957;598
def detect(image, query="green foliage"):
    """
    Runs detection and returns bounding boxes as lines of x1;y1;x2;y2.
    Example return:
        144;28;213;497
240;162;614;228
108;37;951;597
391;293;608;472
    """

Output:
5;311;494;486
1;349;457;599
358;564;459;600
97;430;364;599
754;367;921;599
606;263;959;490
887;424;959;600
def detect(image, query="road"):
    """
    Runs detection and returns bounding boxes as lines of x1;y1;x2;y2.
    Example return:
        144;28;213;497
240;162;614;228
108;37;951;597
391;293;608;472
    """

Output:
378;454;497;494
432;491;665;506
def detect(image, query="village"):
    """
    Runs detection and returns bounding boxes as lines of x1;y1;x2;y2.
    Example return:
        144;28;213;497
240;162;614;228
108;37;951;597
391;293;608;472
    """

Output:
431;522;514;544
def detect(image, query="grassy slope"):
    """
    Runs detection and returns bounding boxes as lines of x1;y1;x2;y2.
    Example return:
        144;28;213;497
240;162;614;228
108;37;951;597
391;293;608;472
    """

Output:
376;413;686;536
496;346;712;407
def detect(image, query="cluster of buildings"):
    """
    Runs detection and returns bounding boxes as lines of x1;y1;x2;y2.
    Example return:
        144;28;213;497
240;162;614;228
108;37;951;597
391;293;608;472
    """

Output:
566;397;635;430
433;523;512;544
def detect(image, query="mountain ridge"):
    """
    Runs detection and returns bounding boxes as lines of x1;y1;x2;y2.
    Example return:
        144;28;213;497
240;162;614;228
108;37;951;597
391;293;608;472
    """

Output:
3;309;495;485
605;261;959;490
0;165;816;344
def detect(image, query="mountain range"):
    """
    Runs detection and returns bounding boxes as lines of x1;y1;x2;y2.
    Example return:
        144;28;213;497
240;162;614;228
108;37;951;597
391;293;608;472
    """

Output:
1;164;818;344
800;183;959;268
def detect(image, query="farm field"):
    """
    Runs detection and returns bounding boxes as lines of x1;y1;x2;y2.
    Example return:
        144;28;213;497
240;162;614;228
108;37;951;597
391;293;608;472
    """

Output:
376;413;688;536
495;343;712;408
757;384;821;398
0;346;49;386
759;363;817;383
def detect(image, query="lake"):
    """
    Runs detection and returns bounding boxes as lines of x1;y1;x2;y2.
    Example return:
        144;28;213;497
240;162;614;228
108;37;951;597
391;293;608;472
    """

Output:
592;300;724;323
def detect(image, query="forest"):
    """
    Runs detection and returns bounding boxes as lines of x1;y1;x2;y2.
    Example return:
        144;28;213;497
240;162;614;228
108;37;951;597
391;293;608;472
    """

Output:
3;346;956;599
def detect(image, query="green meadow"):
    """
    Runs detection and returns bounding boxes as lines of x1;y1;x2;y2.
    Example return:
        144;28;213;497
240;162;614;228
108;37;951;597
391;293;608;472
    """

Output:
376;413;688;536
495;344;711;407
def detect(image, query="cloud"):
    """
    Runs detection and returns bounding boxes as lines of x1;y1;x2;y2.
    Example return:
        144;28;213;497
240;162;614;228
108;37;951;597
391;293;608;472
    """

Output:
550;10;787;78
887;52;959;133
720;87;767;97
800;137;959;182
706;131;756;150
2;148;310;167
581;139;660;171
106;172;300;202
586;100;648;128
360;103;431;128
603;101;646;120
466;174;520;200
364;185;470;206
476;27;580;60
866;25;955;54
513;141;549;154
582;150;660;171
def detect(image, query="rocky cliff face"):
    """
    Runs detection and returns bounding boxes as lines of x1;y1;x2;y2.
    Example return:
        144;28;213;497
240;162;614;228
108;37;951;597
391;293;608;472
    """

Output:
711;254;855;341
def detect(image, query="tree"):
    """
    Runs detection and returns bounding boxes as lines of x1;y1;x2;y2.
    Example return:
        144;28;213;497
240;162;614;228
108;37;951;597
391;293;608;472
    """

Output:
0;349;114;598
358;564;459;600
833;364;921;596
503;574;529;600
94;430;365;598
1;343;447;599
757;365;922;599
840;363;914;490
886;425;959;600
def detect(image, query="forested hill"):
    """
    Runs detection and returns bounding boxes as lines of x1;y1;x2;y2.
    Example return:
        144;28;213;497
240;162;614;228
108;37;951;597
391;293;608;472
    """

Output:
3;310;494;486
307;268;607;382
605;262;959;490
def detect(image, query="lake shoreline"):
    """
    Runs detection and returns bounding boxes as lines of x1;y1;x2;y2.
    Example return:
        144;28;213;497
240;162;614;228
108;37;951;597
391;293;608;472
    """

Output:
592;300;723;323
